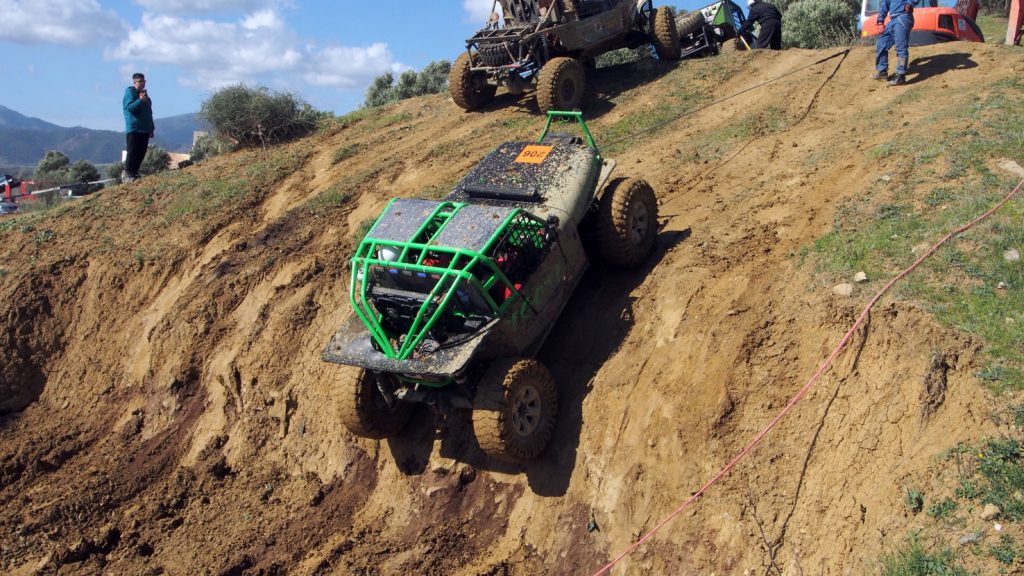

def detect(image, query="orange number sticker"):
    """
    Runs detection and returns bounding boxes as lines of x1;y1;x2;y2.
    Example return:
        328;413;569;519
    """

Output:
514;145;554;164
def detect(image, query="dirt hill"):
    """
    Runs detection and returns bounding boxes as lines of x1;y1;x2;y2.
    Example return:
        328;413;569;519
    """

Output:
1;42;1023;575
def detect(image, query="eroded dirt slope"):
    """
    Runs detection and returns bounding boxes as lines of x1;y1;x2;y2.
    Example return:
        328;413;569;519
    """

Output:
1;42;1023;575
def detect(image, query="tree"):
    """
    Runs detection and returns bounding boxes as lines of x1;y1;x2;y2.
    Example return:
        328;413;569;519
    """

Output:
782;0;858;48
140;146;171;176
35;151;71;184
108;161;125;180
67;160;102;193
362;60;452;108
200;84;324;148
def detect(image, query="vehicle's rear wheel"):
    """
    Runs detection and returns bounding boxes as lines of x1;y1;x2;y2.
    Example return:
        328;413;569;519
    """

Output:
536;57;585;113
652;7;680;61
676;10;705;38
473;358;558;462
338;368;413;439
597;177;659;268
450;52;497;111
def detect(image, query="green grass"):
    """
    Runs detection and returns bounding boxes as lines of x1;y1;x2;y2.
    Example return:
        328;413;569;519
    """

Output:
809;77;1024;392
926;498;958;521
332;143;360;164
304;182;353;215
990;534;1017;566
880;534;972;576
906;488;925;514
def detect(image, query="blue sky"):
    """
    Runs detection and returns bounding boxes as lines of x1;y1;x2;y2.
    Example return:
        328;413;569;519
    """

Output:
0;0;707;131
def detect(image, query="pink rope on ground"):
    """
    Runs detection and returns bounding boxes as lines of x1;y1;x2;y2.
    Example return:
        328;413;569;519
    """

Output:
591;176;1024;576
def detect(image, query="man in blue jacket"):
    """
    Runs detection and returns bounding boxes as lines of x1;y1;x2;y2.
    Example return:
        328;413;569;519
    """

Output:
122;73;154;182
873;0;916;86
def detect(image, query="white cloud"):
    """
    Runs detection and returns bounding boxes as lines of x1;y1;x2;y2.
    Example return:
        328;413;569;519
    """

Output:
304;43;408;89
133;0;278;14
462;0;502;25
0;0;126;45
107;10;405;94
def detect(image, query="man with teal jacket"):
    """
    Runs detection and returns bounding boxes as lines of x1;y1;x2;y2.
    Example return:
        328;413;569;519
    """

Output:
122;72;154;182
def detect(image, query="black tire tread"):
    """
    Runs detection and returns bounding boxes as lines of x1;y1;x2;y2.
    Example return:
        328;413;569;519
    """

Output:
597;177;659;268
652;8;681;61
473;358;558;462
677;10;706;38
536;57;585;113
449;52;496;111
338;369;413;439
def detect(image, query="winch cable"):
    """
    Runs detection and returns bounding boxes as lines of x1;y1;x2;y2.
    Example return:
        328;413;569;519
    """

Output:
591;174;1024;576
599;48;850;152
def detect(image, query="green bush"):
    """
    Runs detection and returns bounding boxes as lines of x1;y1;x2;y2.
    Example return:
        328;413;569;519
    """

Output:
190;133;235;162
363;59;451;108
200;84;324;148
782;0;858;48
140;146;172;176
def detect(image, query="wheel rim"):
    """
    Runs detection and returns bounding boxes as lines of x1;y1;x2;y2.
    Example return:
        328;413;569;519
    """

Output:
629;200;650;245
510;384;542;437
559;78;577;105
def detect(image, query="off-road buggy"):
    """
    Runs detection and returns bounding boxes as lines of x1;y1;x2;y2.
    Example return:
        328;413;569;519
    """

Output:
449;0;681;113
322;112;659;461
675;0;751;58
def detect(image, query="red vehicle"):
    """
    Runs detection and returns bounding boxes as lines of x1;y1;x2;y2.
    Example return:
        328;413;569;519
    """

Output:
860;0;985;44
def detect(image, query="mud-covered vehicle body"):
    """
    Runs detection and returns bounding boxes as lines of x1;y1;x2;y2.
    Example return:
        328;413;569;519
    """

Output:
322;113;659;461
450;0;680;112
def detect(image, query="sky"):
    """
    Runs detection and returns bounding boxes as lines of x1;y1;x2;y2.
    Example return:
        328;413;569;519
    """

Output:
0;0;707;131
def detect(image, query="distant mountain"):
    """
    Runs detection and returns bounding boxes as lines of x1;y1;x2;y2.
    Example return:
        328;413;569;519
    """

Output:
0;105;204;169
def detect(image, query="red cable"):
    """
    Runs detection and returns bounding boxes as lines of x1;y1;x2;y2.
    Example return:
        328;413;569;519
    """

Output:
591;176;1024;576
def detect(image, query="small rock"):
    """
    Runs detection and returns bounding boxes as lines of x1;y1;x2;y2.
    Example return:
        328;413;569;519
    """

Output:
881;174;891;182
1007;318;1017;325
1005;248;1021;262
853;271;868;283
911;243;931;256
995;523;1003;532
833;283;854;297
997;282;1007;290
981;504;1001;520
958;531;984;545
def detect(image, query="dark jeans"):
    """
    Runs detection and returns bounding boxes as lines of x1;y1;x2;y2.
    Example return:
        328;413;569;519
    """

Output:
125;132;150;177
755;20;782;50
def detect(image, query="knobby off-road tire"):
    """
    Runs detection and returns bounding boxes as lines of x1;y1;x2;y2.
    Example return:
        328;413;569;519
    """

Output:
473;358;558;462
536;57;585;113
676;10;705;38
597;177;659;268
338;369;413;439
651;7;681;61
450;52;496;111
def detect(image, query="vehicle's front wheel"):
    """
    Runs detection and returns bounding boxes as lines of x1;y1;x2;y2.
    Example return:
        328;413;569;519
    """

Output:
473;358;558;462
449;52;497;111
652;7;680;61
597;177;659;268
536;57;585;113
338;368;413;439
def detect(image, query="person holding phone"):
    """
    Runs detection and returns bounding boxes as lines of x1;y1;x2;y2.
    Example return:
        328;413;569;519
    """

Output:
122;72;154;183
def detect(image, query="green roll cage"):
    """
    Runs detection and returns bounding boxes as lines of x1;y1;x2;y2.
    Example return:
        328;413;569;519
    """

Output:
350;200;552;361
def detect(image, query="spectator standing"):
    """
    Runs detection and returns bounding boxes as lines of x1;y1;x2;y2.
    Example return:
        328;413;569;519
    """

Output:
122;73;154;183
739;0;783;50
873;0;916;85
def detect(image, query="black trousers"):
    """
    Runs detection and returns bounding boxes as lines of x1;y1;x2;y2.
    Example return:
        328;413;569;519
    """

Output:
755;20;782;50
125;132;150;176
